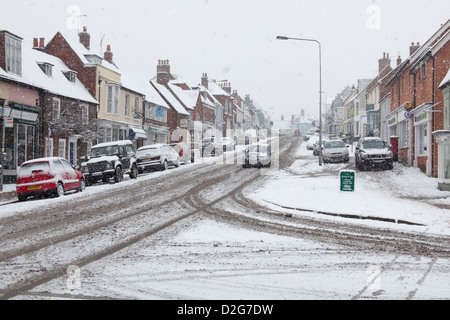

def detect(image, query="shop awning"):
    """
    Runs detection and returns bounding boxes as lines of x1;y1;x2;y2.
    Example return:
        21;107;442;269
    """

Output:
129;127;147;140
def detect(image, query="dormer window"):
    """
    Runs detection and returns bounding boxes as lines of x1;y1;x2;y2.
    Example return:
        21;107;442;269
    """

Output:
38;62;53;77
85;54;103;65
63;70;77;83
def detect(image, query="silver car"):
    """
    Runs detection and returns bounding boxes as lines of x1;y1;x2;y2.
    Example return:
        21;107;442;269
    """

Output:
136;144;180;172
322;140;350;163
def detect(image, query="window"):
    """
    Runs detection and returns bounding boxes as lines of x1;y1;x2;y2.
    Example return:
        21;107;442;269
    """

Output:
58;139;66;158
38;63;53;77
106;127;112;142
400;120;410;148
106;84;120;114
52;98;61;120
125;94;130;117
63;71;77;83
5;34;22;75
417;123;428;155
443;87;450;130
81;104;89;125
134;97;139;114
46;138;53;157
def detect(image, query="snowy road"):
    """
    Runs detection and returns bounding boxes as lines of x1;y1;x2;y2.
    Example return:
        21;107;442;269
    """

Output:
0;136;449;300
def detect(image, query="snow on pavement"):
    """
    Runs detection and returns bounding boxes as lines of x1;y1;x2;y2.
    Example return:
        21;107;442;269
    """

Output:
250;143;450;235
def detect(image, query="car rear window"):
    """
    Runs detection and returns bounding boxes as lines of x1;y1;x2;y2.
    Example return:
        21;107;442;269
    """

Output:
19;161;50;177
137;147;159;157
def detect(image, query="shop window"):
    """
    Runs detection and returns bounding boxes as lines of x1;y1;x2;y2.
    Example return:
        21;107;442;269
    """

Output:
417;124;428;155
58;139;66;158
46;137;54;158
400;121;410;148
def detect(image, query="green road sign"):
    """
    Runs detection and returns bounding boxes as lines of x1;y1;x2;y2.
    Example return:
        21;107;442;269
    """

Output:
340;170;355;192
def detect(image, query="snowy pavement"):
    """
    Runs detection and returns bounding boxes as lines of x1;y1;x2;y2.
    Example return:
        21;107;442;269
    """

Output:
250;143;450;236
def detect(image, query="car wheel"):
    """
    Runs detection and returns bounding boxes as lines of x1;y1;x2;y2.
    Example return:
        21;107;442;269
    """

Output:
55;182;64;197
161;160;168;171
175;158;180;168
18;194;28;202
129;164;138;179
79;179;86;192
114;166;124;183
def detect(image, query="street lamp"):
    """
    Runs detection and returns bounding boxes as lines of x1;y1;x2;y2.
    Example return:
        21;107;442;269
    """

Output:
276;35;323;166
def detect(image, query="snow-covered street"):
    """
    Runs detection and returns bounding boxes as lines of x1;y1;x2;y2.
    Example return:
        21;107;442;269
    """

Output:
0;137;449;300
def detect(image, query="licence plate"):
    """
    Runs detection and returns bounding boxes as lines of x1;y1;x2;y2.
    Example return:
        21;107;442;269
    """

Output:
27;185;42;191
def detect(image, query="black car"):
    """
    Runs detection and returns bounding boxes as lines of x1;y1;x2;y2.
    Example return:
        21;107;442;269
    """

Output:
81;140;138;184
355;137;393;170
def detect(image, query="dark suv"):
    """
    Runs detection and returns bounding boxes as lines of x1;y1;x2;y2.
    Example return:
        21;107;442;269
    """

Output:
355;137;393;170
81;140;138;184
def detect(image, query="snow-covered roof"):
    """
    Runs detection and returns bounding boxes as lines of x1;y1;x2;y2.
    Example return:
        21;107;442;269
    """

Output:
150;81;189;115
0;40;97;104
58;31;121;75
168;83;198;110
120;69;169;109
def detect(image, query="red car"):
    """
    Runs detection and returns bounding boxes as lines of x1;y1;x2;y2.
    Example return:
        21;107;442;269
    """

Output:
16;157;86;201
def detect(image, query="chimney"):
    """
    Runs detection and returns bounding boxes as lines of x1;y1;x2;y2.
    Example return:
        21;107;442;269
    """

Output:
104;45;113;63
78;26;90;50
201;73;208;89
378;52;391;73
33;38;46;52
397;55;402;66
410;42;420;56
157;59;171;85
222;82;231;94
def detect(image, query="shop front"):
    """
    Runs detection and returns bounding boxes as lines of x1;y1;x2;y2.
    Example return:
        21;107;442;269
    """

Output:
1;102;40;183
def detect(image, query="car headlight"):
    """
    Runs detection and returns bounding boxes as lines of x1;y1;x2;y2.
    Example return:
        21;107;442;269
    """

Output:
360;152;369;159
387;151;393;158
105;162;113;170
81;165;88;173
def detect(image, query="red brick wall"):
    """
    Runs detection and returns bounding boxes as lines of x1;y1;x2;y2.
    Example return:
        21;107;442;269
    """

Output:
46;33;97;98
416;156;427;173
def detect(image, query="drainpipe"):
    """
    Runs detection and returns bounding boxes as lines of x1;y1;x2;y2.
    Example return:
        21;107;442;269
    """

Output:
431;56;435;177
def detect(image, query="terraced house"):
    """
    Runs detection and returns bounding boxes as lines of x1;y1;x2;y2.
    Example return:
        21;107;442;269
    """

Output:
0;30;98;182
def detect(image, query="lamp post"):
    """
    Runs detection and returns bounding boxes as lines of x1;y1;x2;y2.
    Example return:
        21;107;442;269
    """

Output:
276;35;323;165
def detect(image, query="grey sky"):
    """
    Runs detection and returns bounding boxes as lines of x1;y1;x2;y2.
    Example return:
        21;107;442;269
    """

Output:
2;0;449;120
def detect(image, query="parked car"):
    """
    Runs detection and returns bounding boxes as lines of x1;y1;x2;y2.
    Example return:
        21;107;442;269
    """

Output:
81;140;138;185
16;157;86;201
136;144;180;172
170;142;192;164
313;139;327;156
201;137;222;156
355;137;393;170
220;137;236;151
243;143;272;168
307;135;320;150
322;140;350;163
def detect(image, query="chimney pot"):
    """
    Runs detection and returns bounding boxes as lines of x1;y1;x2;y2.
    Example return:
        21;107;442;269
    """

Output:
39;38;45;48
83;26;87;32
33;38;38;48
